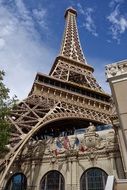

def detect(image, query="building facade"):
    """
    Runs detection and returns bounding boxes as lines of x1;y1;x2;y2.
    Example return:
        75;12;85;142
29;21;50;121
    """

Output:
106;60;127;179
0;8;125;190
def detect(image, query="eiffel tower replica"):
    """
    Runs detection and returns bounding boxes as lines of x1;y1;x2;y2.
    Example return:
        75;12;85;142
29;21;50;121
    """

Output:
0;7;122;190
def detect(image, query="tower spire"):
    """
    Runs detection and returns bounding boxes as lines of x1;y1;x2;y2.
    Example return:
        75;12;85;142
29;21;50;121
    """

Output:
49;8;104;93
60;7;87;64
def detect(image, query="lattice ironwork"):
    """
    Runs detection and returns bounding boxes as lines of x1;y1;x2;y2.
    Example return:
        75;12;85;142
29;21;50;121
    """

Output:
60;8;86;64
0;7;113;188
48;6;111;98
49;8;105;93
50;60;103;92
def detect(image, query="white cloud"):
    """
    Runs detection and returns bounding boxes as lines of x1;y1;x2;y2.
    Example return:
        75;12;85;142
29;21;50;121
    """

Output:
109;0;124;8
0;0;55;100
15;0;30;19
107;5;127;43
0;38;5;49
77;3;98;37
32;9;47;29
83;8;98;37
77;3;85;15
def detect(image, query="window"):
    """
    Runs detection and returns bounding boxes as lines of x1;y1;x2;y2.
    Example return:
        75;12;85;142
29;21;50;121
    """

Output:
80;168;107;190
40;170;65;190
5;173;27;190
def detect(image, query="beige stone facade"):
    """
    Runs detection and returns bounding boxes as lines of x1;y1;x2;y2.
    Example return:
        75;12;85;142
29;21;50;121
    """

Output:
106;60;127;179
2;129;124;189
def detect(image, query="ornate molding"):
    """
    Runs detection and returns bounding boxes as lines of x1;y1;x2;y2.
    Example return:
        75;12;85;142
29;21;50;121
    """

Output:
19;124;118;162
105;60;127;79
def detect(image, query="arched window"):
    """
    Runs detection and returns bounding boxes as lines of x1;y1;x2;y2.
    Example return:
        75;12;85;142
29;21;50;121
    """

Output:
5;173;27;190
80;168;108;190
40;170;65;190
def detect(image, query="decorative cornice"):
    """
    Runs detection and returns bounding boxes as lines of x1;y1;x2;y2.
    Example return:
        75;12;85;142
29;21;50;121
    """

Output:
105;59;127;79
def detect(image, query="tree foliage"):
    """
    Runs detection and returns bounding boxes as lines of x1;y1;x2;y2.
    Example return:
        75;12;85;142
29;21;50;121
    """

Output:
0;70;17;153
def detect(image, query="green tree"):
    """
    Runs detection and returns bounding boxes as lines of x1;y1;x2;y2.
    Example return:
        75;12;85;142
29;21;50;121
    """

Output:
0;70;17;153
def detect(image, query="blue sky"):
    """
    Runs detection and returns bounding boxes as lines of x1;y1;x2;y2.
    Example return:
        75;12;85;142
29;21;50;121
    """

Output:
0;0;127;99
